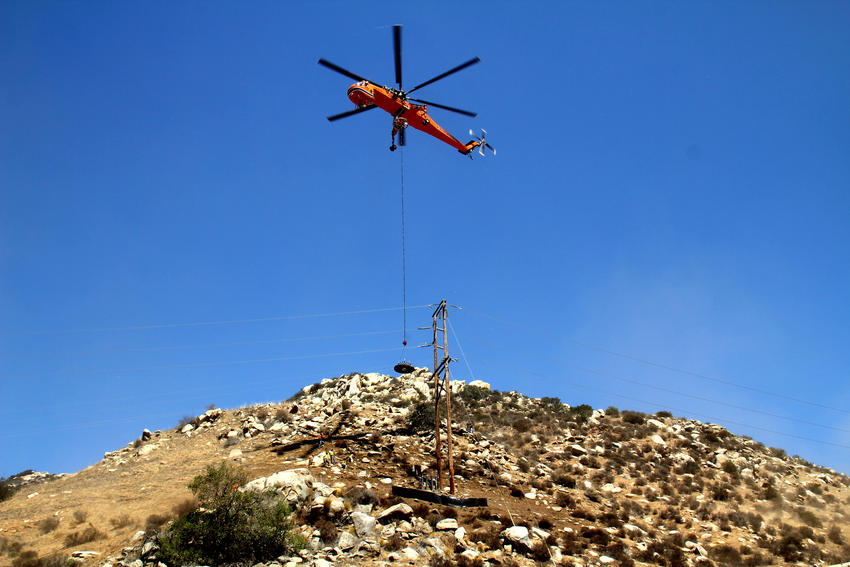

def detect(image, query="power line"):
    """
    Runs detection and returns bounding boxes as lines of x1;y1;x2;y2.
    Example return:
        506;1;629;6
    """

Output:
0;329;399;359
1;305;430;336
463;308;850;415
0;347;402;379
472;358;850;450
462;335;850;435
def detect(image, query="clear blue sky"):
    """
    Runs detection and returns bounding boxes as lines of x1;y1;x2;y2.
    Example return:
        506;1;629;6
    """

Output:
2;2;849;478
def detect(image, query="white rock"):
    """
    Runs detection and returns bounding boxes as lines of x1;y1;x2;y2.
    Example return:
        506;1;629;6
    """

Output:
651;434;666;445
402;547;420;560
377;503;413;523
228;449;242;458
181;423;194;434
243;469;314;505
501;525;532;549
409;378;427;397
70;551;100;559
137;444;158;457
436;518;458;530
599;556;616;564
351;511;376;537
337;530;358;550
347;375;361;395
468;380;491;390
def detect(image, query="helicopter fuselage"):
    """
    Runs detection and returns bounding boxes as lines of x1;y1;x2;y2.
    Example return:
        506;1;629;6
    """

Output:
347;81;477;154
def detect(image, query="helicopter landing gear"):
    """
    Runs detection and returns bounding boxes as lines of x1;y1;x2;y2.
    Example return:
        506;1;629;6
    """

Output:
390;144;397;151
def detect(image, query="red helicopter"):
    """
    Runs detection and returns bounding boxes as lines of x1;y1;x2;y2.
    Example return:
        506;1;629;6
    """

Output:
319;25;495;157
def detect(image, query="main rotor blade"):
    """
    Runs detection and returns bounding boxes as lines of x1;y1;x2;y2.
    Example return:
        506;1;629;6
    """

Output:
406;57;480;94
399;128;406;146
408;98;477;117
326;104;377;122
393;25;402;89
318;59;374;84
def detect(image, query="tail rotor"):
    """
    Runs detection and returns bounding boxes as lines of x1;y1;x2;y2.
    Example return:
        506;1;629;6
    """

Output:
469;129;496;156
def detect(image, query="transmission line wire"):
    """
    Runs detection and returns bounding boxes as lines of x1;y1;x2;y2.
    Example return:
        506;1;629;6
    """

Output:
462;336;850;434
0;347;402;379
471;358;850;450
463;308;850;415
0;329;399;359
2;305;429;336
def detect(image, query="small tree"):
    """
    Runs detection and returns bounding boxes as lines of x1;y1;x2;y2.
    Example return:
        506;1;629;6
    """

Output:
157;462;302;566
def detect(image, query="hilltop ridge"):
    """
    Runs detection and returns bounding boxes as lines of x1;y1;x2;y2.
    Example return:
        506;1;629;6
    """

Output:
1;369;849;566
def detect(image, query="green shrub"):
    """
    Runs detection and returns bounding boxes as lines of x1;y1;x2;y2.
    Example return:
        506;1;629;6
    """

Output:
458;386;491;404
621;411;645;425
568;404;593;423
605;406;620;417
0;478;15;502
406;401;436;432
157;462;302;566
655;410;673;418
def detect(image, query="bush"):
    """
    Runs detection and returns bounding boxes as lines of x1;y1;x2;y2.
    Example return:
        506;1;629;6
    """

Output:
605;406;620;417
383;532;404;551
406;401;436;432
621;411;645;425
65;526;105;546
145;514;171;535
345;486;378;506
568;404;593;423
315;518;337;543
459;386;492;404
11;552;68;567
175;415;197;429
655;410;673;418
796;508;822;528
0;478;15;502
72;510;87;524
157;462;302;566
38;518;59;534
110;514;134;529
828;525;844;545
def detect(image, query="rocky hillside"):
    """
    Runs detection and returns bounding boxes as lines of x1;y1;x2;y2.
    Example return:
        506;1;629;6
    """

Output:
1;368;849;567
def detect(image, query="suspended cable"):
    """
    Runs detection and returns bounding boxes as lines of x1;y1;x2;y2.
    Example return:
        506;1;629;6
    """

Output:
2;305;429;336
462;335;850;434
472;358;850;450
0;347;402;379
0;329;400;359
399;147;409;357
463;308;850;415
446;318;515;526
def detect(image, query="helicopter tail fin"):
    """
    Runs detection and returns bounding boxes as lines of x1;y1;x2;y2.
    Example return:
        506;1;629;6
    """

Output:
461;129;495;157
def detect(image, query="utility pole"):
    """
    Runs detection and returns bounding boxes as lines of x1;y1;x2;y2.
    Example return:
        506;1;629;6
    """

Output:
421;300;456;494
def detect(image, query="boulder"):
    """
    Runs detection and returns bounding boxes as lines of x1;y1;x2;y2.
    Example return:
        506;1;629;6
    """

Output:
351;511;376;538
338;530;358;550
411;380;430;399
243;469;314;505
377;503;413;524
468;380;490;390
501;526;532;550
436;518;458;530
347;375;361;395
